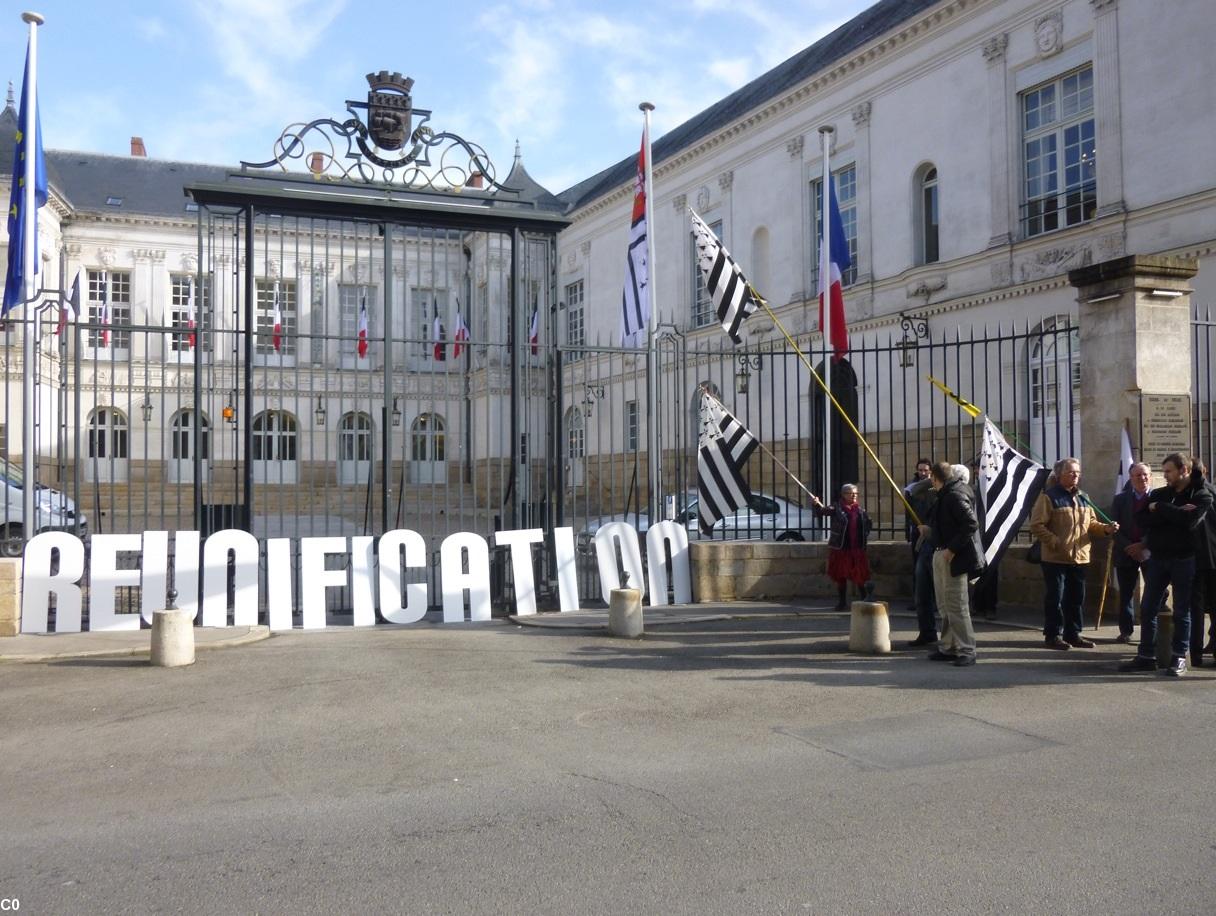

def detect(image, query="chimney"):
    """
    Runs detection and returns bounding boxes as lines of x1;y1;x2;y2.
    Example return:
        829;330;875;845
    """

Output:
467;171;484;189
309;152;325;176
130;137;147;157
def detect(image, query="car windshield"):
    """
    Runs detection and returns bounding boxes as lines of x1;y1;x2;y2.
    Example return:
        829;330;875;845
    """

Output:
0;459;23;488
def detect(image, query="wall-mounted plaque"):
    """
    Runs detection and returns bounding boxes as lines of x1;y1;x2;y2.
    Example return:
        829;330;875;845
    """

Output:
1140;393;1192;464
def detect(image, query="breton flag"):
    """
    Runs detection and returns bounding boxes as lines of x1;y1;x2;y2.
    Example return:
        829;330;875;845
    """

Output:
98;271;110;347
186;276;197;349
619;126;649;348
978;417;1049;568
271;279;283;353
818;177;852;361
528;305;539;355
432;301;446;361
356;293;369;359
452;309;469;359
697;390;760;535
1114;425;1135;495
56;271;79;336
689;208;761;345
2;40;48;316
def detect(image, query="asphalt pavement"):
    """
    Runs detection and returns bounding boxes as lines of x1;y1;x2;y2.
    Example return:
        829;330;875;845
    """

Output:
1;600;1214;915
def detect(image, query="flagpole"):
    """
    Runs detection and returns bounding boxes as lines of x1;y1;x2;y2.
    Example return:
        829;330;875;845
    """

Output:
640;102;661;527
21;10;45;546
818;125;833;526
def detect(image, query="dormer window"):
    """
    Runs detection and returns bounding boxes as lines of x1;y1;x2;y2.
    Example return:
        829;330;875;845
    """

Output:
105;196;123;207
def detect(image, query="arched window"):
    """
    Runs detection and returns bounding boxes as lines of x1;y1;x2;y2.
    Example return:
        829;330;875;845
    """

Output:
409;413;446;485
914;164;939;265
339;411;373;462
252;410;298;483
169;408;210;484
87;407;129;482
1028;316;1080;465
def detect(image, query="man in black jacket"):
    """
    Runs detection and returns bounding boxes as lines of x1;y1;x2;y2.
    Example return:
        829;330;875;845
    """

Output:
1189;460;1216;666
1120;453;1213;677
918;462;985;666
1110;462;1154;643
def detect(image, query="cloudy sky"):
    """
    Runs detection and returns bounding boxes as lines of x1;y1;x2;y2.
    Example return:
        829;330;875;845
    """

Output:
5;0;872;194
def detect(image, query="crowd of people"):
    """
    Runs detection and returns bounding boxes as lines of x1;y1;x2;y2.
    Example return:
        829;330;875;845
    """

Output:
825;451;1216;676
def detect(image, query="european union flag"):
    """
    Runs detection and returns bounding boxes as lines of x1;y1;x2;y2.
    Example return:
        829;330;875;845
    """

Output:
3;42;48;316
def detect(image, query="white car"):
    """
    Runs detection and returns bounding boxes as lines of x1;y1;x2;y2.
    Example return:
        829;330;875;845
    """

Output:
578;490;816;547
0;459;88;557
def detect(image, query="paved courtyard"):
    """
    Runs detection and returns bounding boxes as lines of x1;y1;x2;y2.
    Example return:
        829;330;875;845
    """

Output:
1;612;1214;914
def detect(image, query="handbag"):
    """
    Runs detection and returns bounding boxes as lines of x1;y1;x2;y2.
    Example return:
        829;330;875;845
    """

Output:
1026;540;1042;564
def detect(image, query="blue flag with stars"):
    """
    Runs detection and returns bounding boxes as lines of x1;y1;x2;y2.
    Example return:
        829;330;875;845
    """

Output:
3;42;48;315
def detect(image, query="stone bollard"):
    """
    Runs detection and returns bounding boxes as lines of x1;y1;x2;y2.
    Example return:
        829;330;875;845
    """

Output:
607;587;644;639
150;609;195;667
848;600;891;654
1155;610;1174;669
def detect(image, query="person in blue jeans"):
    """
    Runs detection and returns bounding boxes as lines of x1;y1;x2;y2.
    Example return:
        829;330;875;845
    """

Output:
1120;453;1213;677
1110;462;1155;642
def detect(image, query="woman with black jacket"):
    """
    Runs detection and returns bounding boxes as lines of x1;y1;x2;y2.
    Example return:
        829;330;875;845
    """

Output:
811;484;873;610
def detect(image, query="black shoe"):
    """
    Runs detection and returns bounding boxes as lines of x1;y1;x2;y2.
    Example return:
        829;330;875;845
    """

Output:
952;654;976;667
1115;633;1132;644
1044;636;1071;651
908;634;937;648
928;650;958;662
1067;636;1096;649
1164;657;1188;678
1119;655;1157;672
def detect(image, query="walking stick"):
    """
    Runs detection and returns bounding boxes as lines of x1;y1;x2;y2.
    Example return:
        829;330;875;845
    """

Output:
1095;538;1114;631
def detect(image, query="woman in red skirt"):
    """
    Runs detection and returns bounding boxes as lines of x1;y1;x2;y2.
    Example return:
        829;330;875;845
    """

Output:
812;484;873;610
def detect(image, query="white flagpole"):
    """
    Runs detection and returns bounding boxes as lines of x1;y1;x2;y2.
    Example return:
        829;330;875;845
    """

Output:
640;101;661;526
818;124;833;522
22;11;45;546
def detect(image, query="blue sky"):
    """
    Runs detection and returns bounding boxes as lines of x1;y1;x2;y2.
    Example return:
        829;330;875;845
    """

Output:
5;0;872;194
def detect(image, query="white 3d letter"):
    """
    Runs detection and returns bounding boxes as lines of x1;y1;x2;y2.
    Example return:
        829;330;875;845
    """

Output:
494;528;544;616
299;537;347;630
378;529;428;625
201;529;260;627
552;526;580;612
440;532;491;622
90;533;144;632
593;521;645;604
21;532;85;633
646;521;692;606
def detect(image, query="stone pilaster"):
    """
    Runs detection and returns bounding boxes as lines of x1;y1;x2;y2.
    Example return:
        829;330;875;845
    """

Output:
1091;0;1126;217
983;34;1012;247
851;102;873;285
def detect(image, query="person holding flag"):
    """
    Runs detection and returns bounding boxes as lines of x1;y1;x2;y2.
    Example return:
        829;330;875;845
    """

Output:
811;484;873;611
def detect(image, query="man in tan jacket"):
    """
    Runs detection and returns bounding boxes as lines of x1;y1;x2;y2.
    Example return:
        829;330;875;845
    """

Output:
1029;457;1118;650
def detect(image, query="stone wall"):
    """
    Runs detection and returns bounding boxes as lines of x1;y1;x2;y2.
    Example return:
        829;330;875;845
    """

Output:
689;539;1048;608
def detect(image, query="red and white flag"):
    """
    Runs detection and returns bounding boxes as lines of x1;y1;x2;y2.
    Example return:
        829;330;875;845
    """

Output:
453;310;469;358
56;271;79;336
619;125;649;348
272;279;283;353
818;177;852;361
432;301;446;361
186;276;197;349
99;270;110;347
356;294;369;359
528;305;539;355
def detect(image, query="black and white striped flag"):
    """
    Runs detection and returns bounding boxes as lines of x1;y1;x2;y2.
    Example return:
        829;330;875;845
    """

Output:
620;127;650;348
689;209;762;344
697;391;759;535
978;417;1049;567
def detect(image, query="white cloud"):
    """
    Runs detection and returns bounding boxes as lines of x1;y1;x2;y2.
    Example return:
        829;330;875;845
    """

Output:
135;18;168;43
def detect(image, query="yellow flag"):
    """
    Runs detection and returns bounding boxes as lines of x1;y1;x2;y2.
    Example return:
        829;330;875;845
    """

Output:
927;375;982;419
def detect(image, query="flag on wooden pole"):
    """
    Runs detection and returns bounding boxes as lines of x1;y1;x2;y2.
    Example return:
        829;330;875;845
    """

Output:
818;177;851;360
978;417;1049;568
697;391;759;535
689;208;761;345
619;125;649;348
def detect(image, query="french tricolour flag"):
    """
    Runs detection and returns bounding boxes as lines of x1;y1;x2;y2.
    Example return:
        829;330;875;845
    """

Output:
818;178;852;361
186;276;196;349
453;310;469;358
272;279;283;353
529;306;539;355
356;294;369;359
99;270;110;347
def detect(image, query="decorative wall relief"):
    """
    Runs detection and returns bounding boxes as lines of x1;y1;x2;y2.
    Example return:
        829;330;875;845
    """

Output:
1018;245;1092;282
1034;11;1064;58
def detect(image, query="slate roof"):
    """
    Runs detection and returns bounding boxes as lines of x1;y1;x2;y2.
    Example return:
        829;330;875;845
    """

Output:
556;0;943;212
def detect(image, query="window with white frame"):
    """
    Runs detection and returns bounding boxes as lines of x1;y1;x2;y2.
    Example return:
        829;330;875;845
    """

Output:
169;274;212;353
411;287;449;362
255;279;297;356
87;407;128;459
565;279;585;360
811;166;858;289
917;166;939;265
170;409;210;460
410;413;446;461
1029;316;1080;420
339;284;375;360
252;410;298;462
87;269;131;352
339;411;373;462
1021;65;1095;237
566;408;585;460
626;400;639;452
691;217;722;329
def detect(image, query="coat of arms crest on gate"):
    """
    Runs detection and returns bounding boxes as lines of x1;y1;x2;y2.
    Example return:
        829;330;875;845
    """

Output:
365;71;413;151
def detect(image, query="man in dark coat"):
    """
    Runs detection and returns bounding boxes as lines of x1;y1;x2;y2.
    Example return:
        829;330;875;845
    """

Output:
1189;460;1216;666
1110;461;1154;643
1121;453;1213;677
918;462;985;666
905;471;939;646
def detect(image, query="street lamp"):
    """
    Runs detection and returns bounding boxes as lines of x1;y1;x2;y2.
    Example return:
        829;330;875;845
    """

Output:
736;354;762;394
391;396;402;428
314;396;327;426
140;396;153;423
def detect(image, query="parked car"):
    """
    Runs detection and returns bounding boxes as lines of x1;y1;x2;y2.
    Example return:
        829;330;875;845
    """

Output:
578;489;816;549
0;459;88;557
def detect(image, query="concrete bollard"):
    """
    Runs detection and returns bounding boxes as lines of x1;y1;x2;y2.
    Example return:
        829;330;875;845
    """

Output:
150;609;195;667
848;600;891;654
607;587;644;639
